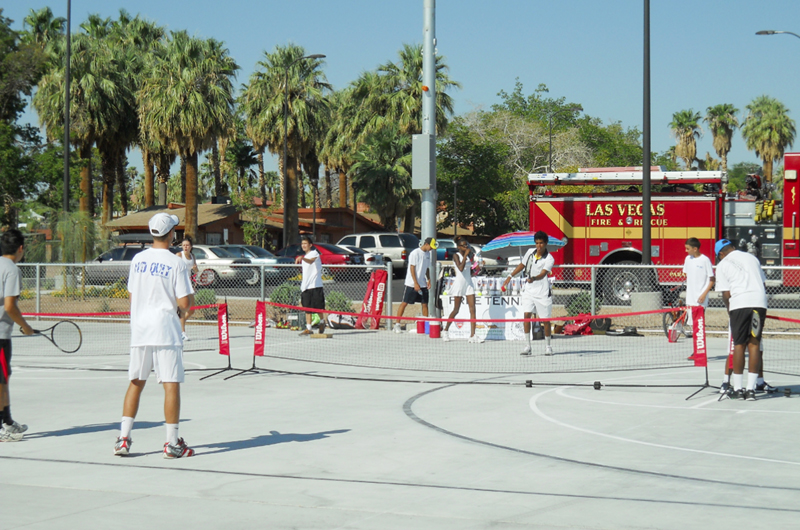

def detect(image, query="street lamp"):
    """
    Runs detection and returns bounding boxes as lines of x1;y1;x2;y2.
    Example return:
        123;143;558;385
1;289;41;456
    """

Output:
453;179;458;237
309;173;319;240
282;53;325;248
548;106;583;172
756;30;800;40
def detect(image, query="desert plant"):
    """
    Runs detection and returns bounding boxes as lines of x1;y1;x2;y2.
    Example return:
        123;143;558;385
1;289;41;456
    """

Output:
566;291;600;316
325;290;352;313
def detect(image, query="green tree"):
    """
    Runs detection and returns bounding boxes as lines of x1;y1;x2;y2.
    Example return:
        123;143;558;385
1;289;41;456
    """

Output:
726;161;762;193
349;125;414;231
669;109;702;170
139;32;239;240
1;9;48;122
436;119;518;235
741;95;796;182
704;104;739;172
240;44;329;245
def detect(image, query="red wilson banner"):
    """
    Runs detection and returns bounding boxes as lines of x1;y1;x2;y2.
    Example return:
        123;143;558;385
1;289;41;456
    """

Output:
691;306;707;367
253;301;266;357
217;303;230;356
356;269;388;330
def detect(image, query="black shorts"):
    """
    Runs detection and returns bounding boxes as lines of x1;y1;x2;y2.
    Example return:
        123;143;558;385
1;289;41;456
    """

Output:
301;287;325;312
729;307;766;346
402;286;429;305
0;339;11;383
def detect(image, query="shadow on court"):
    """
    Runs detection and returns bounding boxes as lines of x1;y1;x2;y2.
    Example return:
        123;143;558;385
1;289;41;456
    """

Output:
24;419;190;439
193;429;350;455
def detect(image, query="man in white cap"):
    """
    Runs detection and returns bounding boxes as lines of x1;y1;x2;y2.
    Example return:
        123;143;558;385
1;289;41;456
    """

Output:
393;237;436;332
114;212;196;457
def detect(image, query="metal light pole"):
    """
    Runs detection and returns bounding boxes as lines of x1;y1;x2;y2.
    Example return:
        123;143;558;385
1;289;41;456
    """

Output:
756;29;800;40
310;174;318;240
453;179;458;237
63;0;71;212
548;106;582;172
642;0;652;265
282;53;325;248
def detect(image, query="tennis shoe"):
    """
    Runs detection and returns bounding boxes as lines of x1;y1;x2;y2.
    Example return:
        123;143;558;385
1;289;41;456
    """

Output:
744;389;757;401
393;323;402;334
719;382;731;394
545;345;553;356
114;436;132;456
4;420;27;434
468;335;484;344
163;438;195;459
756;381;776;393
728;389;745;400
181;332;189;342
441;330;450;342
520;345;532;356
299;329;312;336
0;426;23;442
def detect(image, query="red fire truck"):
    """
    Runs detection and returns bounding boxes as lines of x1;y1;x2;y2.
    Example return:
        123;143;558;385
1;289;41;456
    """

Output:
528;152;800;303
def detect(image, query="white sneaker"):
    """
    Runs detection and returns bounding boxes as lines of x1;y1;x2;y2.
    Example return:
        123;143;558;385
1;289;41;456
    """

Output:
468;335;484;344
181;332;189;342
441;330;450;342
520;345;532;356
545;345;553;356
0;426;23;442
3;420;27;434
393;323;402;334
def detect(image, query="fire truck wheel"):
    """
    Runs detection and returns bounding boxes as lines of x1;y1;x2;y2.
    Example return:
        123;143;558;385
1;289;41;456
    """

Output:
600;262;656;305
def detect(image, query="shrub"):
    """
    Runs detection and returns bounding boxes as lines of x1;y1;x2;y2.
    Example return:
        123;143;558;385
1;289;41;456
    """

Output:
194;288;218;320
566;291;601;316
269;282;301;320
325;290;352;313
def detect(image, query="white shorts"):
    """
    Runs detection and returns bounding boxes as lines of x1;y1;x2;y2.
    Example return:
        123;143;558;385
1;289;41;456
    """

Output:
520;292;553;318
129;346;184;383
450;278;475;297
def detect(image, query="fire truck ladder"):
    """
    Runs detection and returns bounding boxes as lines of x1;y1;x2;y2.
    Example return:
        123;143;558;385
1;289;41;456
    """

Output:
528;170;724;186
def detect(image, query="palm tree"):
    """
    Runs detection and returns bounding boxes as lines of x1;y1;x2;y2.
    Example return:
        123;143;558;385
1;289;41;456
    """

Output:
704;104;739;172
669;109;703;170
349;125;414;231
241;44;330;245
21;7;65;52
138;32;238;240
741;95;796;182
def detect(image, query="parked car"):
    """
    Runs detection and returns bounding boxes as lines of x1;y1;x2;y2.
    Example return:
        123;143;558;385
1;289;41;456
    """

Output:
276;242;364;279
338;245;384;274
217;244;296;285
435;238;458;262
336;233;419;277
191;245;253;287
83;245;148;285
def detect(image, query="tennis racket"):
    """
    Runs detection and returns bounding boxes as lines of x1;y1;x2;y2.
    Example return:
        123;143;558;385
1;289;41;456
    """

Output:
23;321;83;353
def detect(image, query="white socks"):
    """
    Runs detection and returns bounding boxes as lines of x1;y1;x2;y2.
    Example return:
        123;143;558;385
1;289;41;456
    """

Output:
732;373;743;391
545;335;551;346
747;372;758;391
120;416;134;438
306;324;312;331
166;423;179;446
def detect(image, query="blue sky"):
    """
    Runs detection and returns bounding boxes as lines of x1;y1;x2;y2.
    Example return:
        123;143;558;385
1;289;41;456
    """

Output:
7;0;800;173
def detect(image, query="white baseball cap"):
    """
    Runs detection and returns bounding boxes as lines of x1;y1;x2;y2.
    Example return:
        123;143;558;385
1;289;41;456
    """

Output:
148;213;180;237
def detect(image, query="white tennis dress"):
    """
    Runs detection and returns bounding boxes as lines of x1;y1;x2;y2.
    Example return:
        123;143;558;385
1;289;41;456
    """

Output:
450;254;475;297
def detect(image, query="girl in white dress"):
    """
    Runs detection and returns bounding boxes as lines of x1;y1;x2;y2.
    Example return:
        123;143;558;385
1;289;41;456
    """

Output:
442;238;483;343
176;236;198;341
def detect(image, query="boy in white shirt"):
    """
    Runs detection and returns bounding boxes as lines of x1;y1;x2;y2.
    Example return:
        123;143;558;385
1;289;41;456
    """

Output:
502;231;555;356
115;213;195;458
297;236;325;336
393;237;435;332
683;237;714;358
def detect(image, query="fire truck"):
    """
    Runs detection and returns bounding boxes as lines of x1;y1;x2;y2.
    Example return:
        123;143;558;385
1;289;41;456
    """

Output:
528;152;800;303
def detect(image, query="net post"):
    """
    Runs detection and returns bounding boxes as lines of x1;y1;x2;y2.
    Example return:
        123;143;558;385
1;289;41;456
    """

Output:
385;261;393;330
260;264;265;302
35;264;41;321
590;265;597;315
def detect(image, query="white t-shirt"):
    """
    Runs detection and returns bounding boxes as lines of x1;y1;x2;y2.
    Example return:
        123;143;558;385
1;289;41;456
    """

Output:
0;256;21;339
714;250;767;311
405;248;431;288
127;248;194;347
683;254;714;307
178;250;196;271
301;249;323;291
521;248;554;299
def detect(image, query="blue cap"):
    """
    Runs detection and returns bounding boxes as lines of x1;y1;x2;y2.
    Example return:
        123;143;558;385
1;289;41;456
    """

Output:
714;239;732;256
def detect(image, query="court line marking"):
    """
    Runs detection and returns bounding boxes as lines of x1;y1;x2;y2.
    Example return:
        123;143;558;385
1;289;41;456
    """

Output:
529;388;800;466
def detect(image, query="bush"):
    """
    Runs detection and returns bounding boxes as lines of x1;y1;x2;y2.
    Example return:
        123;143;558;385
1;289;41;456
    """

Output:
194;288;218;320
326;290;352;313
566;291;600;316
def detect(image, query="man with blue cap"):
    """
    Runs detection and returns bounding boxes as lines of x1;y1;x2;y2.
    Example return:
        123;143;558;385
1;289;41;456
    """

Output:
713;238;767;400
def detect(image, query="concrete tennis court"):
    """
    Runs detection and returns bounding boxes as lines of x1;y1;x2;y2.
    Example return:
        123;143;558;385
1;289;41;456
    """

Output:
3;326;800;529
